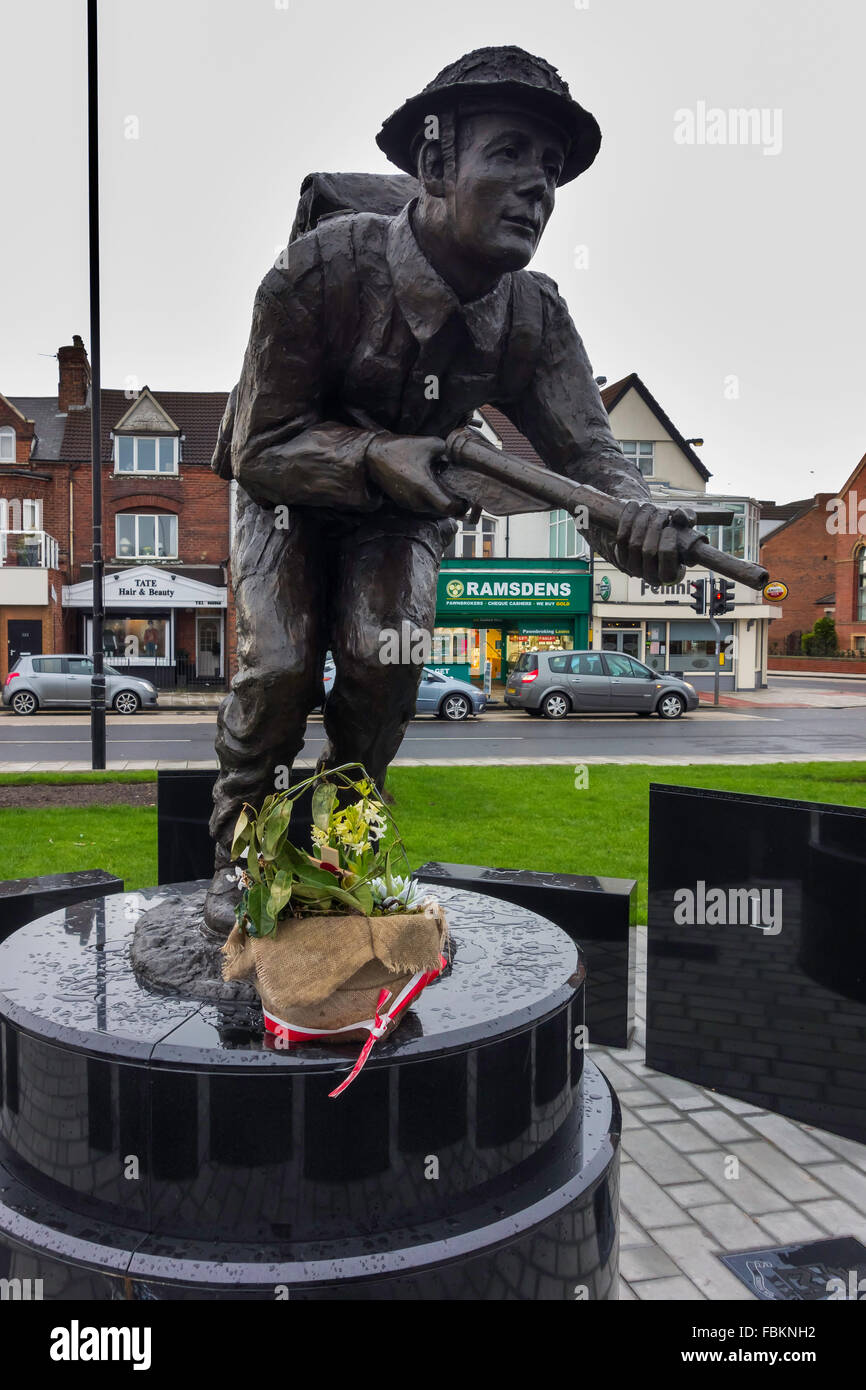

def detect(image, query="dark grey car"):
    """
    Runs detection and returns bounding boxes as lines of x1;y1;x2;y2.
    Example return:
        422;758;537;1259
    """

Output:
504;650;699;719
2;655;159;715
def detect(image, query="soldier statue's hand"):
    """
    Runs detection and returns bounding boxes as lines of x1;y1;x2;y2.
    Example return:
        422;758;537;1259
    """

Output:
365;435;469;518
614;500;697;585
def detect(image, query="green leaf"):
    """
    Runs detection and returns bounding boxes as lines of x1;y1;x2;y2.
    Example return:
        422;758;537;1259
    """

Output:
261;800;292;859
352;882;375;915
230;808;251;861
268;868;294;918
311;781;337;831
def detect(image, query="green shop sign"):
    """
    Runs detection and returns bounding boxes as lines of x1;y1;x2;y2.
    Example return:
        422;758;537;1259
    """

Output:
437;563;589;615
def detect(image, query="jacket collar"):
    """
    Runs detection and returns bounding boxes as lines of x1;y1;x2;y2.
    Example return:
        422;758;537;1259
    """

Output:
387;200;511;350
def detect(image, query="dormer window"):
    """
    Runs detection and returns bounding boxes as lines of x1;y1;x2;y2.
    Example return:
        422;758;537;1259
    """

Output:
0;427;15;463
115;435;178;474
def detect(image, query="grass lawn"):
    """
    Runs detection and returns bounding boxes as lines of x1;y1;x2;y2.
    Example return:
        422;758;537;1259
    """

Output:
1;761;866;911
2;762;865;919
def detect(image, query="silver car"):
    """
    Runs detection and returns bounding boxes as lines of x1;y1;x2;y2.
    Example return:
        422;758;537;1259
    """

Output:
2;655;158;715
504;649;699;719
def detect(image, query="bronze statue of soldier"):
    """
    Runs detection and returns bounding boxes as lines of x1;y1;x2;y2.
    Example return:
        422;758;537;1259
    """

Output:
204;46;696;934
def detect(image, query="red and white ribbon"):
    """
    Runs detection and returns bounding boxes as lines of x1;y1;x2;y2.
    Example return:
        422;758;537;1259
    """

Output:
263;954;447;1098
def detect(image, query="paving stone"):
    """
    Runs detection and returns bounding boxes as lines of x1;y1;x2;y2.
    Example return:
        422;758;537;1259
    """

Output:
744;1114;838;1164
633;1105;681;1124
640;1075;707;1102
689;1109;753;1143
713;1092;764;1115
802;1129;866;1171
651;1226;758;1300
589;1056;634;1092
633;1275;706;1300
654;1121;720;1154
685;1151;793;1214
667;1181;725;1208
621;1129;703;1185
619;1280;637;1300
620;1245;682;1281
756;1210;829;1245
621;1164;692;1230
799;1199;866;1239
727;1141;831;1203
805;1163;866;1211
675;1096;716;1111
619;1210;651;1248
691;1202;765;1250
620;1107;644;1131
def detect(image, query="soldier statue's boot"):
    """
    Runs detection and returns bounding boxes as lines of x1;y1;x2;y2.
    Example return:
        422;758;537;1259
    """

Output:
203;842;242;939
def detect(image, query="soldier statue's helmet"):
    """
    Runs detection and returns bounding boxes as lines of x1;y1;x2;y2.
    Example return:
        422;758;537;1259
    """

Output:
376;45;602;187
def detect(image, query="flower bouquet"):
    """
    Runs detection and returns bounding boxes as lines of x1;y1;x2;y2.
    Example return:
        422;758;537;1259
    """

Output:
221;764;448;1097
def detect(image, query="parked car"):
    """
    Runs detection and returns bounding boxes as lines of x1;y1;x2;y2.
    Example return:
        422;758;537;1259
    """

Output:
320;658;485;721
504;649;698;719
2;655;158;715
415;667;486;720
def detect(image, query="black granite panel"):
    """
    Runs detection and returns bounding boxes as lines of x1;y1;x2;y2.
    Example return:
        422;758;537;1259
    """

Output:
647;784;866;1144
0;869;123;942
416;861;635;1047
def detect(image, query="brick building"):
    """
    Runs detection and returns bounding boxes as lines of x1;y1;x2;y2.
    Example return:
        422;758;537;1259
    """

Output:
759;495;837;654
1;336;232;688
761;451;866;656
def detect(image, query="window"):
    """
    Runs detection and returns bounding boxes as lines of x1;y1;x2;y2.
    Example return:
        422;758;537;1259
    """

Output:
549;509;589;558
0;427;15;463
859;549;866;622
115;435;178;474
701;504;747;560
101;616;169;660
620;441;654;477
549;655;570;673
443;514;497;559
0;497;41;530
32;657;64;674
572;652;605;676
66;657;94;676
115;512;178;558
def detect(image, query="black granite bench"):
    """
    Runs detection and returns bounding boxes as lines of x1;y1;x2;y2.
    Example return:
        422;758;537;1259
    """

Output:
0;869;124;941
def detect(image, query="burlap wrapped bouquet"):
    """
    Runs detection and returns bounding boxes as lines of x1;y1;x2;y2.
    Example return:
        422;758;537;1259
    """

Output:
221;765;449;1096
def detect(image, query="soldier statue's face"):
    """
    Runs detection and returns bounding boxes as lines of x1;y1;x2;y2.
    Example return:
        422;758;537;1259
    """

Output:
450;109;565;271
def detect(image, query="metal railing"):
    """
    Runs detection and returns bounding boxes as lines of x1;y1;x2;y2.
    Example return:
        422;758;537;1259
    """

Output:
0;530;60;569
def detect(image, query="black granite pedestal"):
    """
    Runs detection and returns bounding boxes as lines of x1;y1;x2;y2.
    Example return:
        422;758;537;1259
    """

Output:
0;883;620;1300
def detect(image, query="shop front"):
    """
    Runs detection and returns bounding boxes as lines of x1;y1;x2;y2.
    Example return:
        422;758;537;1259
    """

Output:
434;559;591;686
62;565;228;689
592;566;773;690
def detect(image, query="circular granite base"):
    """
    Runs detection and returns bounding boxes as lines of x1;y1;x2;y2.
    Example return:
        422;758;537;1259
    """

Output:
0;882;620;1300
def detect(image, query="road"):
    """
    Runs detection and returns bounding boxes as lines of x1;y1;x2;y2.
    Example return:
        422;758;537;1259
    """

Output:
1;704;865;767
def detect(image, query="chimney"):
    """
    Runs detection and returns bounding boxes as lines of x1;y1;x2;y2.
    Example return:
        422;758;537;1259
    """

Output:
57;334;91;413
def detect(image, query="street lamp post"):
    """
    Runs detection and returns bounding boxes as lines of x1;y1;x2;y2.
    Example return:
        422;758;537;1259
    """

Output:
88;0;106;768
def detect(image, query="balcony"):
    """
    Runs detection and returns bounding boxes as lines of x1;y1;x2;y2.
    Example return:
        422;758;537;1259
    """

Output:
0;530;60;569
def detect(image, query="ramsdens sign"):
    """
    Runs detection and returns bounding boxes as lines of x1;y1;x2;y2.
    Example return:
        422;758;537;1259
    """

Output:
438;568;586;613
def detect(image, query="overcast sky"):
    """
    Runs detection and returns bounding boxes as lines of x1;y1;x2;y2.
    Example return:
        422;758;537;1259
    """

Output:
2;0;863;501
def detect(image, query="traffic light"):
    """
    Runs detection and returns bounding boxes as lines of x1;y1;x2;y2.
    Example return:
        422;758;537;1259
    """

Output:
688;578;707;615
710;579;735;617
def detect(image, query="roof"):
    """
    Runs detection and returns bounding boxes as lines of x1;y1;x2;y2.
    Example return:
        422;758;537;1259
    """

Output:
759;494;836;545
7;396;67;461
600;373;712;481
477;405;546;466
60;389;230;465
